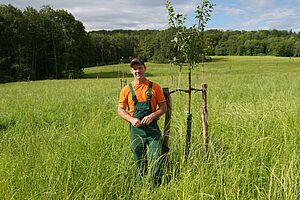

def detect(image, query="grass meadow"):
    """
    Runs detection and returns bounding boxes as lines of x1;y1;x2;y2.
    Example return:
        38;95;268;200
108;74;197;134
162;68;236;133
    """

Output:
1;56;300;199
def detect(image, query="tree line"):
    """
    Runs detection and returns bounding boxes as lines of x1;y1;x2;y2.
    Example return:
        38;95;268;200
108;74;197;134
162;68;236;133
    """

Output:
0;4;89;82
1;4;300;83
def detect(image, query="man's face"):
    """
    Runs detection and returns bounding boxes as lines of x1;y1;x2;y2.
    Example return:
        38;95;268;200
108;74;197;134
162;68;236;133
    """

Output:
131;64;146;80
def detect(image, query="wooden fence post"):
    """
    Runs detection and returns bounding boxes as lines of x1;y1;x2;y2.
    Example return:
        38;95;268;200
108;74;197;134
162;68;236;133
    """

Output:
202;83;209;155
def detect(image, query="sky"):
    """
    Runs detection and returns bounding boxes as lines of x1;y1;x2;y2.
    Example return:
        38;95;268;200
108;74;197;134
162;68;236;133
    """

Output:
2;0;300;32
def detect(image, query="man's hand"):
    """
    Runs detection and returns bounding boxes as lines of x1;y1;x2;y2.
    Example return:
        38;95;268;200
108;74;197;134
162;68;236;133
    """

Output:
131;117;142;127
118;104;142;127
141;114;155;125
141;101;167;125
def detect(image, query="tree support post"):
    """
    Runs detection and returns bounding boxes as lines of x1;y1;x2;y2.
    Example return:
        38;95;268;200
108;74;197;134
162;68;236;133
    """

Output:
185;113;192;161
162;88;172;155
120;79;127;89
184;65;193;161
201;83;209;155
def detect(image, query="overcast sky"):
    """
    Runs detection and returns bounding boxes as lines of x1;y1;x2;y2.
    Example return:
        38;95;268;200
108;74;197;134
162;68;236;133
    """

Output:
2;0;300;32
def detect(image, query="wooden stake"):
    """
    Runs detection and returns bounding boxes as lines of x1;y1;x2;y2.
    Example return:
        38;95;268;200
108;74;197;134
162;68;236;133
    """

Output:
162;88;172;155
185;113;192;161
201;53;205;82
120;79;127;89
201;83;209;155
185;65;193;161
188;65;192;114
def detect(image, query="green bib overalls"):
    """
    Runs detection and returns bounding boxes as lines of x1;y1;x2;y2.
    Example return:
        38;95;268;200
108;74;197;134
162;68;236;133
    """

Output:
129;82;162;184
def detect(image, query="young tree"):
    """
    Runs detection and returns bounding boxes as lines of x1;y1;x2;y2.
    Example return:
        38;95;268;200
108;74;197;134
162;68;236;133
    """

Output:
165;0;215;159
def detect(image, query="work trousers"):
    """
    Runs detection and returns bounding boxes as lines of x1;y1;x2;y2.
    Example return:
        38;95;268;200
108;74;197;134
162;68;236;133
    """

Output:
130;121;162;184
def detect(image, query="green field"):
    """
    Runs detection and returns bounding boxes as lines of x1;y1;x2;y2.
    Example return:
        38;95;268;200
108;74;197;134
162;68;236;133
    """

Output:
1;56;300;199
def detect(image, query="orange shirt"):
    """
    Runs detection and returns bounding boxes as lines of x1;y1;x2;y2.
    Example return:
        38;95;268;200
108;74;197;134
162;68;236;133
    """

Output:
119;79;166;116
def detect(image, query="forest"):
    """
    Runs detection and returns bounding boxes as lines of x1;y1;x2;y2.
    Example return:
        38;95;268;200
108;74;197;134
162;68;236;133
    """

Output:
1;4;300;83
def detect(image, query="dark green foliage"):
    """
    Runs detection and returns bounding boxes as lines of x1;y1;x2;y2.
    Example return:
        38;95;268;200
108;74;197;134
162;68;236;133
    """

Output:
87;31;140;65
0;4;89;82
214;29;300;56
87;29;177;64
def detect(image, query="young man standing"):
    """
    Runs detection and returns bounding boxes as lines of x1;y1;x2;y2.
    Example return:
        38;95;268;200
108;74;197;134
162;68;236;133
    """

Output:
118;58;167;185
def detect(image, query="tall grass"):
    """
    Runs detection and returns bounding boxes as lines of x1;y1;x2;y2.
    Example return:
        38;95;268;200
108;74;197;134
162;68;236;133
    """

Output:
0;56;299;199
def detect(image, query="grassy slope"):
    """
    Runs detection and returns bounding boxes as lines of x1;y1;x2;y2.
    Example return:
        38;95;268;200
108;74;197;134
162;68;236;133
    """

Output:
0;56;300;199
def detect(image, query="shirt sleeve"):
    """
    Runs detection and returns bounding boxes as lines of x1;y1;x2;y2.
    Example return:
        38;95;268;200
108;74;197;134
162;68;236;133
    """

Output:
119;86;128;105
153;83;166;103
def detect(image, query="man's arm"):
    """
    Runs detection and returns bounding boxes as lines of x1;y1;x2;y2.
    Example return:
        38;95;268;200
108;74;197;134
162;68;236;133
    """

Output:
118;103;141;127
141;101;167;125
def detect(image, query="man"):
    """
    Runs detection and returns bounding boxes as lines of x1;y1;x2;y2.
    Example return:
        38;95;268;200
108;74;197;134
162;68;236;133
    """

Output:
118;58;167;185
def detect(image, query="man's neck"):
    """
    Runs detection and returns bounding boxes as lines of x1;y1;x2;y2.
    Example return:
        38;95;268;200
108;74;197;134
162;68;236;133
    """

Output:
133;78;147;85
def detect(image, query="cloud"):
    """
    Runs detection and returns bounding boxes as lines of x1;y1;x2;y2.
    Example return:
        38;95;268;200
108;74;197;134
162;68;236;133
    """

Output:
72;0;199;30
1;0;300;31
210;0;300;31
67;3;169;30
217;7;246;16
2;0;169;30
259;8;300;30
238;0;275;10
79;6;168;30
239;7;300;30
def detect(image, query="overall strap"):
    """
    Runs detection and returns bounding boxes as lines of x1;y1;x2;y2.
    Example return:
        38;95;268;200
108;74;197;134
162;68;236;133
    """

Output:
128;83;137;102
147;82;153;100
129;81;153;102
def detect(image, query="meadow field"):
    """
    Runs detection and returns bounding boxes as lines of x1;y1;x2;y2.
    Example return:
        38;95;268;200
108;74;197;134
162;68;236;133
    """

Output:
1;56;300;199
